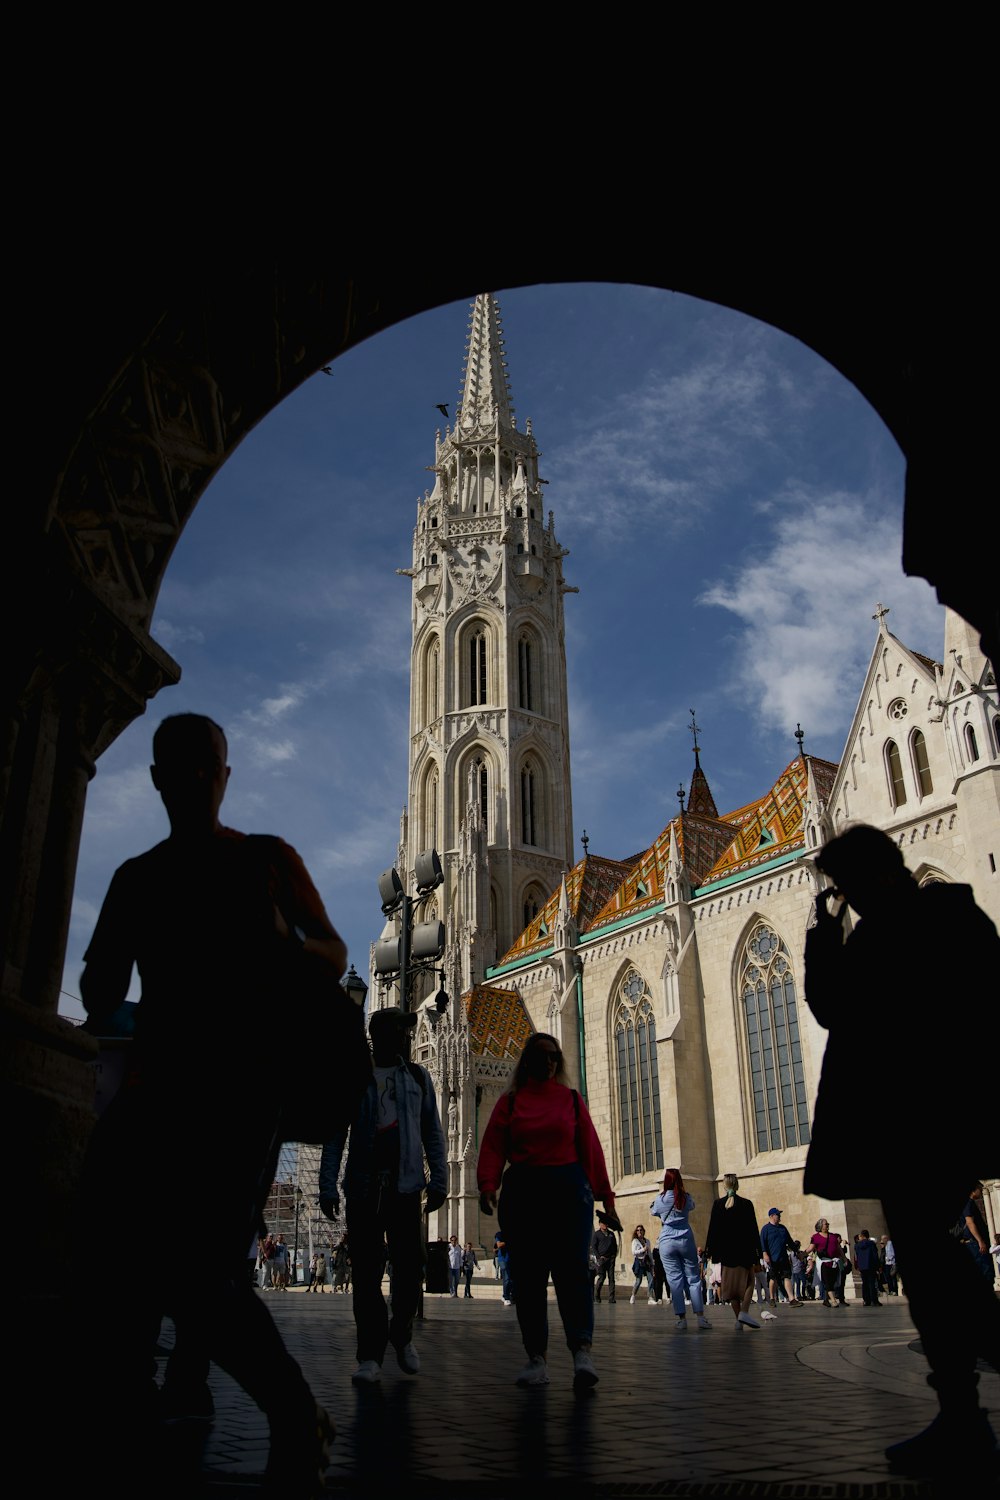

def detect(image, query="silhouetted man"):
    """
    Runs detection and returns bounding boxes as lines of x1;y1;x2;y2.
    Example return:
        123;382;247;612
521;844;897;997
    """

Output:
805;823;999;1479
319;1006;446;1385
79;713;346;1492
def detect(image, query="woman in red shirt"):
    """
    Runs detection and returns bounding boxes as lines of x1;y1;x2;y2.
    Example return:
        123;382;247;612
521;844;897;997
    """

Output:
477;1032;616;1391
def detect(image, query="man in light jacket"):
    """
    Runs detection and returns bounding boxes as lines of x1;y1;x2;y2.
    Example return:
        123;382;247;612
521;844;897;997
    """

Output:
319;1006;447;1385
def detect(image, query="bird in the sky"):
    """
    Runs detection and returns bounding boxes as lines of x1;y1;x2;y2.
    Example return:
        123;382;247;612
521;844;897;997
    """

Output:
436;403;449;419
320;366;333;376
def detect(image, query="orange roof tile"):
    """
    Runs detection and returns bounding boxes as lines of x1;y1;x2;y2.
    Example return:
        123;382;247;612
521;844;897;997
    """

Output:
463;984;533;1059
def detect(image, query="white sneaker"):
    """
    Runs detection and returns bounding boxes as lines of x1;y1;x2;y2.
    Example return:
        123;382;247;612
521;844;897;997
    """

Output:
696;1314;712;1330
351;1360;382;1384
502;1299;512;1307
516;1355;549;1387
395;1343;420;1375
760;1309;778;1321
649;1297;660;1307
674;1316;687;1331
738;1312;761;1329
629;1294;636;1304
572;1348;598;1389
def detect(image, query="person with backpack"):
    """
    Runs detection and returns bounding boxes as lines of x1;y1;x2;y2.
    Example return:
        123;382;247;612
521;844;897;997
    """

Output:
477;1031;616;1391
318;1006;447;1385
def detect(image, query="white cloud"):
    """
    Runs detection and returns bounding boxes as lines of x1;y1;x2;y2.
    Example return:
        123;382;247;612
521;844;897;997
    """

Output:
151;618;205;651
246;737;298;768
698;487;945;750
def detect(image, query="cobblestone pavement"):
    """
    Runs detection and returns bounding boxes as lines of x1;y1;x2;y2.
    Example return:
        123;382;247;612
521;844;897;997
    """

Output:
151;1283;998;1498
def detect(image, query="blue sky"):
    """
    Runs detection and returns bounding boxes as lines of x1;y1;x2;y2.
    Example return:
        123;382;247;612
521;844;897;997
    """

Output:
58;282;946;1020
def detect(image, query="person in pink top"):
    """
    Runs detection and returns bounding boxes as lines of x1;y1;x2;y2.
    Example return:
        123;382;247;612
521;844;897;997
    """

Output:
477;1032;617;1392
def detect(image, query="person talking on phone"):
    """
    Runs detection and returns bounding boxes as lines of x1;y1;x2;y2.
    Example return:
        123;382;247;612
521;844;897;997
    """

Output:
477;1032;617;1391
804;823;999;1480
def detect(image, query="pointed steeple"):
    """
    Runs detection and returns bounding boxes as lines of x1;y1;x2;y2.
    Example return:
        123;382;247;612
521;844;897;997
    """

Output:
686;709;719;819
457;294;515;435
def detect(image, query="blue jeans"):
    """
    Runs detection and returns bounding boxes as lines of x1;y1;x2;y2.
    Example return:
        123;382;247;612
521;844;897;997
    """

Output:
660;1232;705;1318
448;1266;461;1295
499;1161;594;1355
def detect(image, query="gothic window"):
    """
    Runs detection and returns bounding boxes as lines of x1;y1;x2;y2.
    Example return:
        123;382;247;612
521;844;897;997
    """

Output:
522;884;545;931
474;756;488;827
613;969;664;1178
426;640;440;724
887;697;908;720
884;739;907;808
992;716;1000;754
518;634;535;712
468;629;488;706
740;924;810;1154
965;723;980;762
424;769;439;851
910;728;933;796
521;762;537;845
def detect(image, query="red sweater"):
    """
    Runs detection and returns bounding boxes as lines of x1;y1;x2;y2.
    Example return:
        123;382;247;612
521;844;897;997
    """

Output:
477;1078;614;1203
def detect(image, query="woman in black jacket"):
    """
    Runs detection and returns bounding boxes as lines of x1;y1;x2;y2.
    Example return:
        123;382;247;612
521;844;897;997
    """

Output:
703;1174;763;1332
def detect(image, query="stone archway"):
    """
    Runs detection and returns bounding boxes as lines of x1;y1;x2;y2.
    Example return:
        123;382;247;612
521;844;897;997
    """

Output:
5;257;996;1273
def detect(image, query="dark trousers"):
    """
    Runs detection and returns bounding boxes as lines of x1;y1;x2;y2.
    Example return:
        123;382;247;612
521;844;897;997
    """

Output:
860;1267;880;1304
593;1258;617;1301
884;1190;1000;1404
347;1179;423;1365
500;1162;594;1356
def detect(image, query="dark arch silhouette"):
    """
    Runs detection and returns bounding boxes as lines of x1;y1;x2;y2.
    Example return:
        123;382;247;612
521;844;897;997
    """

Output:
6;253;996;1289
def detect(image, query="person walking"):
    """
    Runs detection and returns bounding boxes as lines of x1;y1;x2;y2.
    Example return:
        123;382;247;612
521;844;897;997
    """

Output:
319;1006;447;1385
704;1173;763;1332
447;1235;463;1296
477;1032;616;1390
651;1168;712;1332
462;1243;478;1297
854;1230;882;1305
77;713;343;1495
629;1225;654;1304
592;1213;619;1303
760;1208;803;1307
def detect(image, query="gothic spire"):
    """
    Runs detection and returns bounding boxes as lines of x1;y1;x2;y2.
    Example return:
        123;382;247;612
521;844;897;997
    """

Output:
457;293;515;434
686;709;719;818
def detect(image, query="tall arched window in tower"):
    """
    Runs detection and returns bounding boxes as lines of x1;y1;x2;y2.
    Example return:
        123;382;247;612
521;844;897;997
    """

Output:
522;884;545;932
427;640;440;724
740;924;810;1154
612;969;664;1178
884;739;907;809
474;755;488;828
518;633;535;712
424;768;439;852
521;762;537;846
469;629;487;706
910;728;933;796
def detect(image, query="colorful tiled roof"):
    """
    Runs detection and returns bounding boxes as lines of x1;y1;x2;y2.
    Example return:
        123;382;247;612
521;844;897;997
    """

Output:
698;755;837;887
464;984;533;1059
496;853;637;965
587;810;738;930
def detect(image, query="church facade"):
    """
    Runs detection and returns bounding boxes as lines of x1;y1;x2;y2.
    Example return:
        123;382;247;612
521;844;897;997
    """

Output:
372;294;1000;1260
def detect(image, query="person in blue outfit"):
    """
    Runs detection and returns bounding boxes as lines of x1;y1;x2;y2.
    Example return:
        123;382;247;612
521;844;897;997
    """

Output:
759;1208;802;1307
651;1167;712;1331
319;1006;446;1386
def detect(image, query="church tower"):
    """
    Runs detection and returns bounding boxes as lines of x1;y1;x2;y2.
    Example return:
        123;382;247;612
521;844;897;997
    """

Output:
400;293;576;993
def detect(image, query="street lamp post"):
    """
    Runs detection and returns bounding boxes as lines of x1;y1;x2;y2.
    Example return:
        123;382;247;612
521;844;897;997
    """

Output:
373;850;445;1013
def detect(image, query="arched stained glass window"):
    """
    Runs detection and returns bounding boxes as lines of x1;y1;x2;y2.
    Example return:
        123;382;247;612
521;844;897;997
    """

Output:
740;923;810;1154
521;763;537;845
910;728;933;796
885;739;907;808
469;630;487;705
613;969;663;1178
518;634;535;711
